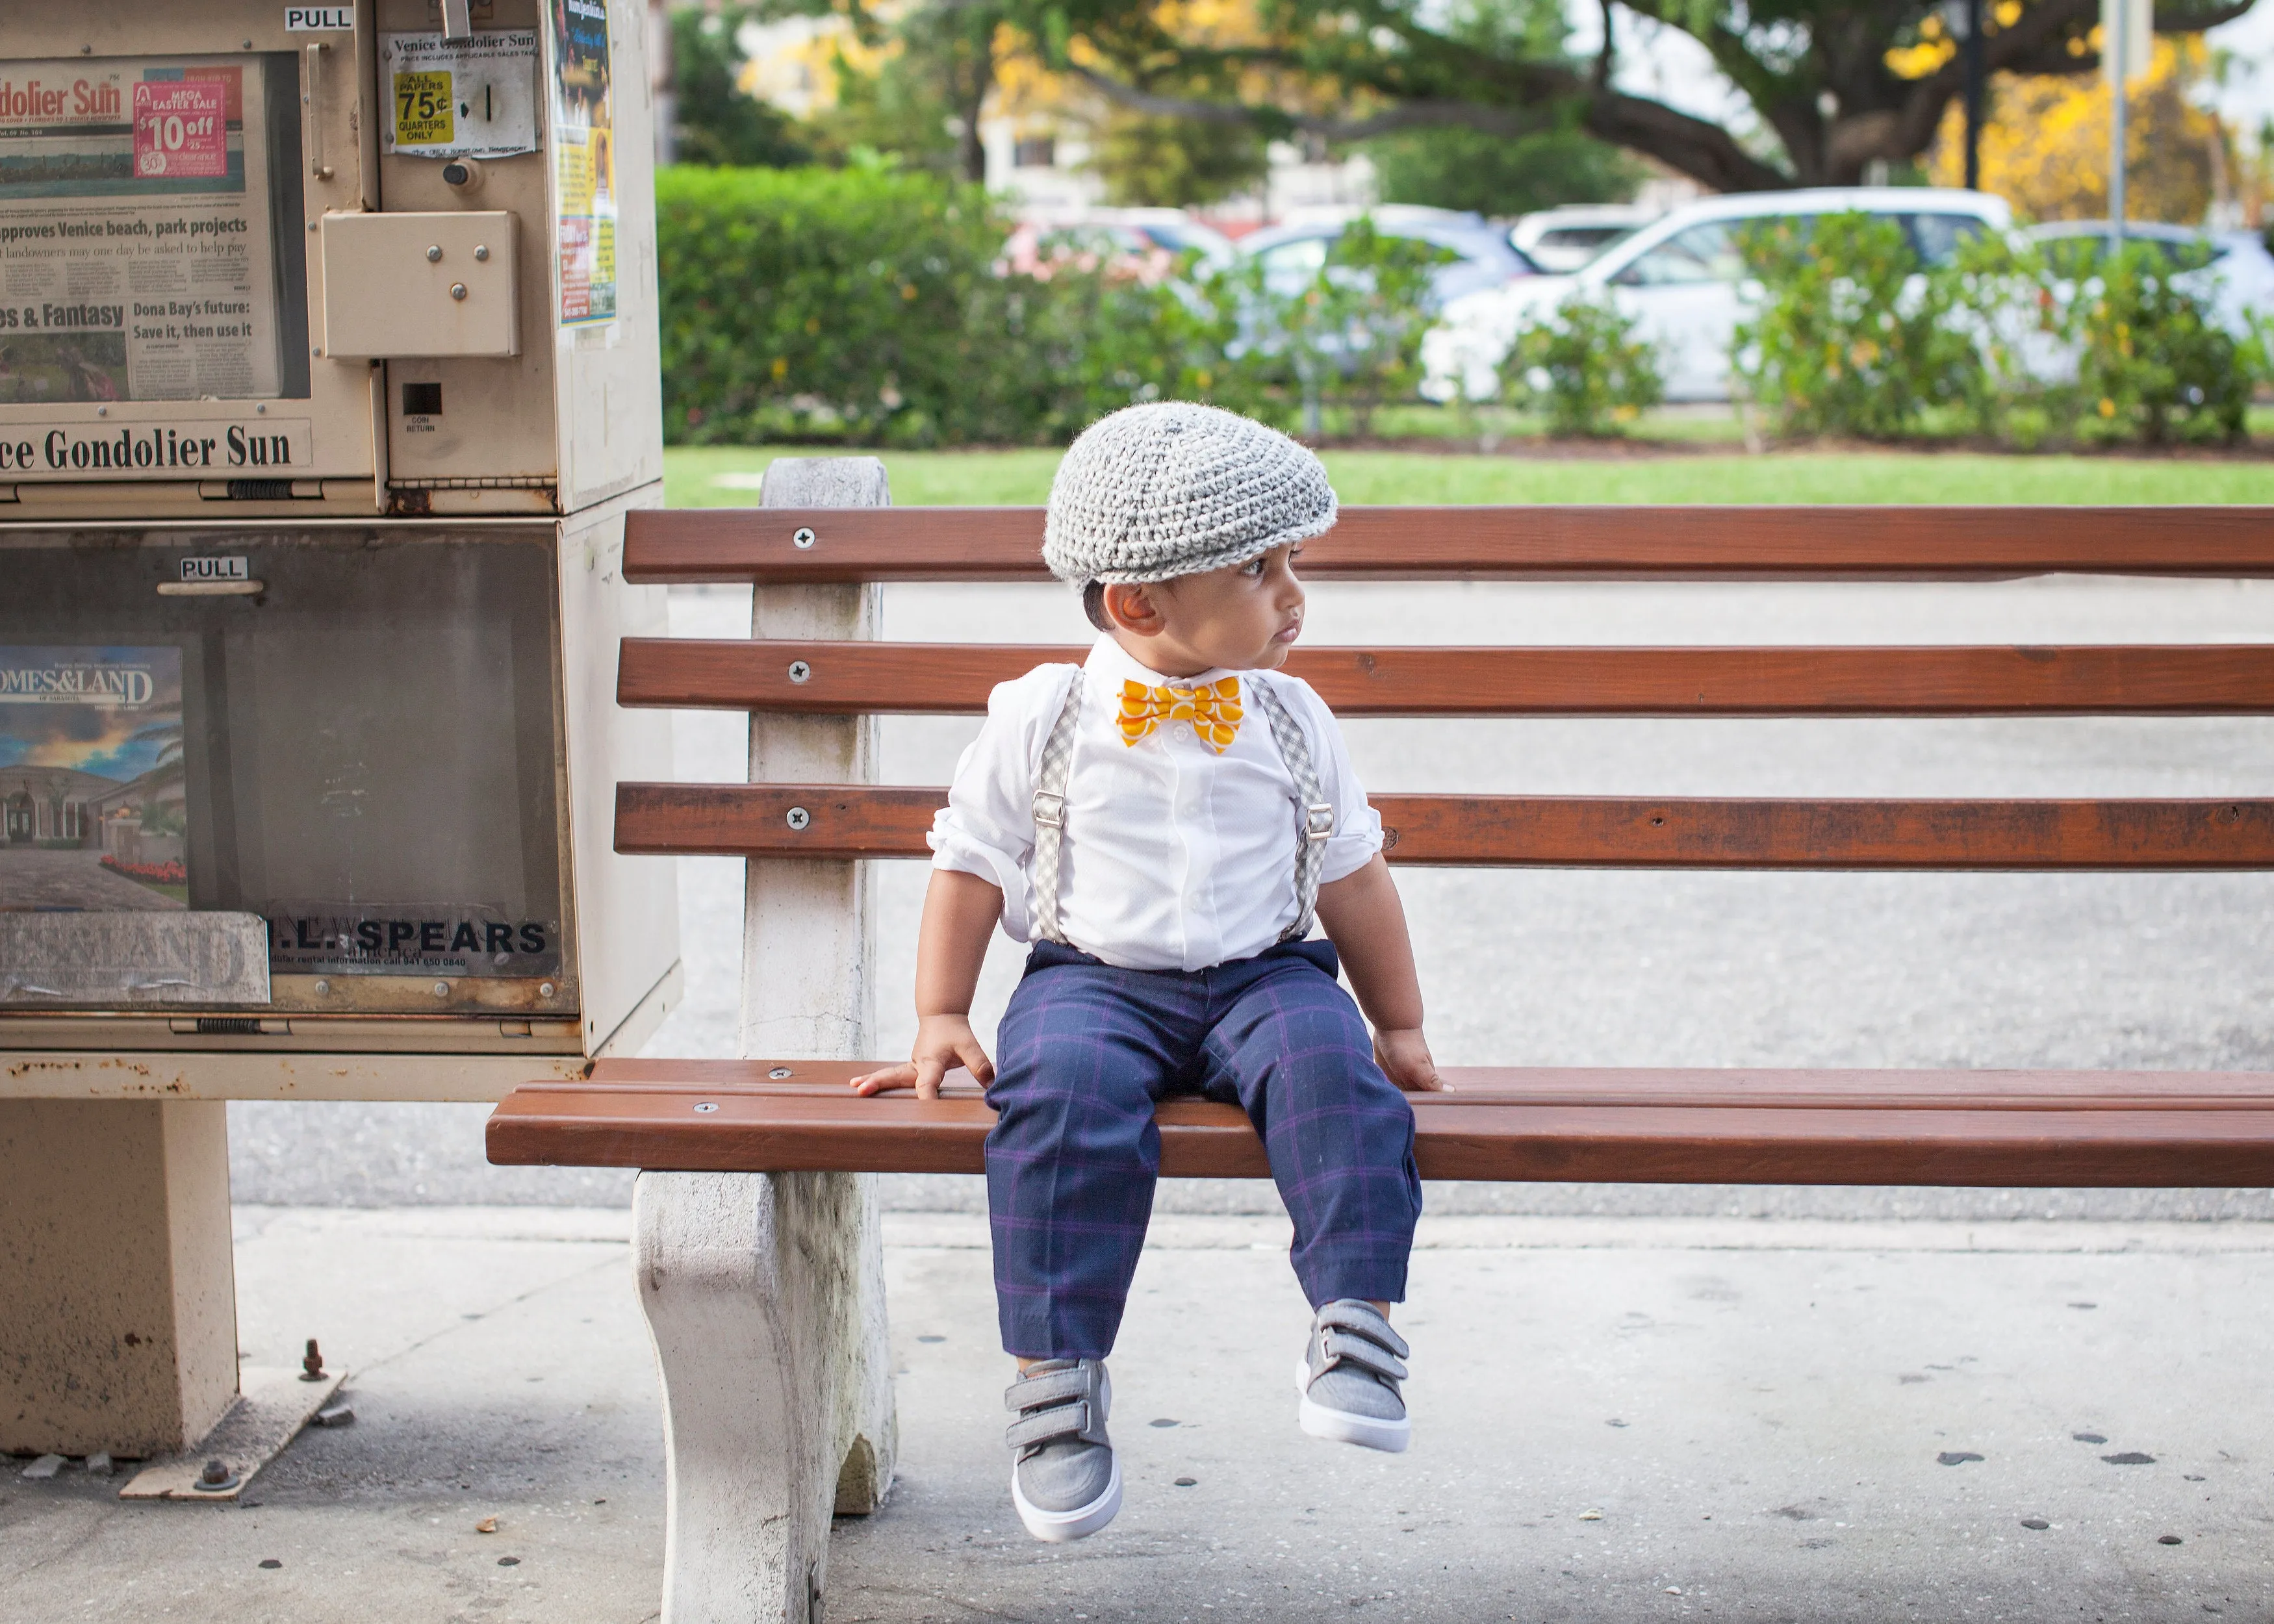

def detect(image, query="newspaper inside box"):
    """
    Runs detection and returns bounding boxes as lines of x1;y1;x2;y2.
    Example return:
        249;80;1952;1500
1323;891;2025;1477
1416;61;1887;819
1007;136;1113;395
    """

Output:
0;529;576;1022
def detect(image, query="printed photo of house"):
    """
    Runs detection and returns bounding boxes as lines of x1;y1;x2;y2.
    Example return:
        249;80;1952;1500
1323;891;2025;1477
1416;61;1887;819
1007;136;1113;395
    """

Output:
0;646;189;909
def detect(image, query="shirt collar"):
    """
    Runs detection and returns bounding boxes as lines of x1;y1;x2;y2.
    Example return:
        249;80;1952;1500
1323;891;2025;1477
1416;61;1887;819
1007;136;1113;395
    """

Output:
1084;634;1240;691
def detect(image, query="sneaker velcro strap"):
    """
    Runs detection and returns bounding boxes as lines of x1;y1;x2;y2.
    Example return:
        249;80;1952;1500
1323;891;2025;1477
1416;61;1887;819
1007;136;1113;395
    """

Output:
1007;1396;1111;1451
1315;1300;1410;1360
1006;1398;1099;1451
1317;1326;1408;1383
1004;1365;1095;1414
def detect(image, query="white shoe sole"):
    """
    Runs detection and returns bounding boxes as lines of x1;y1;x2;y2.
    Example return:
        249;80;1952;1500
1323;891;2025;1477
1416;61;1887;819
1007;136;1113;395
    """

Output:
1011;1455;1123;1542
1295;1358;1411;1453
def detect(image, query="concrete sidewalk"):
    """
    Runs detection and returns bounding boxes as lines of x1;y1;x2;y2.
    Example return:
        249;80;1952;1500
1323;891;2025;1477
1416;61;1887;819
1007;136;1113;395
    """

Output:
6;1206;2271;1623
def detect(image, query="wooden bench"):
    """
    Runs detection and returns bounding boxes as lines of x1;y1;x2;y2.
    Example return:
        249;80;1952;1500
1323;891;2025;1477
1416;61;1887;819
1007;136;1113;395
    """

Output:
487;463;2274;1624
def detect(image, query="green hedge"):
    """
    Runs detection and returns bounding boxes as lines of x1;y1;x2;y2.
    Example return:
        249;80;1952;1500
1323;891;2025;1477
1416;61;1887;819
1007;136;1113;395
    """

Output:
660;164;1253;446
661;166;1014;444
657;165;1457;447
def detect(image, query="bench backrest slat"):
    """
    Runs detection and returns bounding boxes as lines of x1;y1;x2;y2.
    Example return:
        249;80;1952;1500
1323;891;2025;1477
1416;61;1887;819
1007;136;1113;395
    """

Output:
618;639;2274;717
615;784;2274;870
626;505;2274;585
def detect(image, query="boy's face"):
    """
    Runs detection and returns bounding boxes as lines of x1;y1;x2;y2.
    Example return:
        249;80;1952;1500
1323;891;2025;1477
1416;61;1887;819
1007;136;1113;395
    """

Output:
1103;544;1307;676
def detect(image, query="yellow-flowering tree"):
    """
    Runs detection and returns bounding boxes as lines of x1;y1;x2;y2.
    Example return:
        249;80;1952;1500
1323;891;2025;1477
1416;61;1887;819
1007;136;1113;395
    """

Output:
1915;34;2227;222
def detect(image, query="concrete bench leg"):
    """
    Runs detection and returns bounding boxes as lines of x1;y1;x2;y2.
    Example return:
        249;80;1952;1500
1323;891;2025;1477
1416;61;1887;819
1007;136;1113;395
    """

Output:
636;455;899;1623
637;1167;895;1624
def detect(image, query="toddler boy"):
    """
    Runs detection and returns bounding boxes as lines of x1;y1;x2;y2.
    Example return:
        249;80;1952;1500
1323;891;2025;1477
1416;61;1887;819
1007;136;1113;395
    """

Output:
852;402;1439;1543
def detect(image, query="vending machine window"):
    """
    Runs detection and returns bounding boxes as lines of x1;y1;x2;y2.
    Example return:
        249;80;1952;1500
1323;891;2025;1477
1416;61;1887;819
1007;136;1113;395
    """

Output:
0;528;576;1024
0;52;313;422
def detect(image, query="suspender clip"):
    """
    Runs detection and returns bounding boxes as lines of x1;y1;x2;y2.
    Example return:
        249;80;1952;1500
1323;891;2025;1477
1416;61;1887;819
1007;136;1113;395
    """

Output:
1304;802;1335;841
1032;790;1066;830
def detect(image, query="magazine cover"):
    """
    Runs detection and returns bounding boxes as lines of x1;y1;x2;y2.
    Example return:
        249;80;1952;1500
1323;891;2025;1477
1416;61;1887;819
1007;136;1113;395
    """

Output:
0;645;188;910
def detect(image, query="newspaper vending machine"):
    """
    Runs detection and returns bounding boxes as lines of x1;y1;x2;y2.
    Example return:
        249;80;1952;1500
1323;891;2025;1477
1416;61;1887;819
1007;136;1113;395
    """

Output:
0;0;676;1469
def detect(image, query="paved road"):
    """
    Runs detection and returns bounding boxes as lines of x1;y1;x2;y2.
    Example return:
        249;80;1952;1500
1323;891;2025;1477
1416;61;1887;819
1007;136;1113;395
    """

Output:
230;574;2274;1217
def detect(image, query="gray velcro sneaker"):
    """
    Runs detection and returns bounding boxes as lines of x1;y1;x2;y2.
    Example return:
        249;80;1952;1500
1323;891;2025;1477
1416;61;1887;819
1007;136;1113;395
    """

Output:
1295;1299;1411;1453
1005;1358;1122;1542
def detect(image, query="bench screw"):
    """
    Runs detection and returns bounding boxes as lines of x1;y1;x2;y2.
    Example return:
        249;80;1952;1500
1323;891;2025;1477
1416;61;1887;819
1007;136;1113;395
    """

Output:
694;1102;719;1113
787;660;811;683
769;1067;792;1079
792;527;817;549
786;807;811;831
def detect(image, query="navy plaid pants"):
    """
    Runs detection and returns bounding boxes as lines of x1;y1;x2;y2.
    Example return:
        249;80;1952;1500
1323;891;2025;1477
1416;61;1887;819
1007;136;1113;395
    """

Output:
985;938;1422;1360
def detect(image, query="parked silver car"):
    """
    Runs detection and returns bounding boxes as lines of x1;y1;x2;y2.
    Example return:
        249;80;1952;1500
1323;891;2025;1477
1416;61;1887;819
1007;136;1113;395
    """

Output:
1238;205;1540;309
2022;221;2274;344
1509;205;1658;273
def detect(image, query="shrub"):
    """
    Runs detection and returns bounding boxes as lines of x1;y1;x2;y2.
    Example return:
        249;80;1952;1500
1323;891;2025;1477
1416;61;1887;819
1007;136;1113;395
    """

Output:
1225;218;1451;438
659;164;1021;444
659;164;1290;446
101;856;187;884
1733;211;1980;440
2060;237;2264;446
1502;292;1664;437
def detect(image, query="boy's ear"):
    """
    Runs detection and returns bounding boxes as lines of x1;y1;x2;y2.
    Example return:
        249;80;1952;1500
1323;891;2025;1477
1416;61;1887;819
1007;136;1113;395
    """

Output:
1100;582;1165;635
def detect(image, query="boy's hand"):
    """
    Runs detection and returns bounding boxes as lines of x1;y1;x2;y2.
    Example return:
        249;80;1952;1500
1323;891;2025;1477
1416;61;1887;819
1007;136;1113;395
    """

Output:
1373;1027;1444;1093
850;1013;995;1099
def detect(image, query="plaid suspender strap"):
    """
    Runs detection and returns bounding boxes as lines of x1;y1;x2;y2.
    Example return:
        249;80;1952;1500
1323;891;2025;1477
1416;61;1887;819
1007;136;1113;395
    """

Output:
1246;679;1336;941
1028;670;1084;945
1026;670;1334;946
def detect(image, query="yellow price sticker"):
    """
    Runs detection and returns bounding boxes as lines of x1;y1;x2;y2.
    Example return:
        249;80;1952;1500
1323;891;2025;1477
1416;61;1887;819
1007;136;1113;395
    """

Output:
394;70;455;146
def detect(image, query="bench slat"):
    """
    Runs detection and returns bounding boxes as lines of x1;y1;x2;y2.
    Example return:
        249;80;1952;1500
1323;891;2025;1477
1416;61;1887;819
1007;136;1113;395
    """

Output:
561;1059;2274;1107
624;505;2274;585
486;1066;2274;1186
615;783;2274;870
619;640;2274;717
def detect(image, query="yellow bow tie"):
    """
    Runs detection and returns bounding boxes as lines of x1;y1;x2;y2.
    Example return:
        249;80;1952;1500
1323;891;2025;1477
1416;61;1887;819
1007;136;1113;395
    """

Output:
1117;676;1243;754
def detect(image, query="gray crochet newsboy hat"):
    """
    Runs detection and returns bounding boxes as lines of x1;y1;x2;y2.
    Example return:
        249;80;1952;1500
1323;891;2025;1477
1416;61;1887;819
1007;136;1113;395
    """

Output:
1043;402;1338;585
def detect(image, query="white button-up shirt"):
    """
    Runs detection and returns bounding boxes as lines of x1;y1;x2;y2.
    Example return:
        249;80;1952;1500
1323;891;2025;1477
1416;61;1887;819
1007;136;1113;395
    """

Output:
928;635;1385;972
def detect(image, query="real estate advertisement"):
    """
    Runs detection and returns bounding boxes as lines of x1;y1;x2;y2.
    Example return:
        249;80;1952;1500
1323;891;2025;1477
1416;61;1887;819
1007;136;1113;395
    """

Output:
0;644;188;911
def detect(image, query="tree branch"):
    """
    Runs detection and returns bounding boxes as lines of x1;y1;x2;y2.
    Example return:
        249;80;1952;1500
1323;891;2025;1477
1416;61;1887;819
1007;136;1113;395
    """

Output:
1581;87;1795;191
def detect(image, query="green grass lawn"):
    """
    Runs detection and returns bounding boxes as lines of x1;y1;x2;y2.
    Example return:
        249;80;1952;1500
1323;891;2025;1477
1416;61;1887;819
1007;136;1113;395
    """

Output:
667;442;2274;508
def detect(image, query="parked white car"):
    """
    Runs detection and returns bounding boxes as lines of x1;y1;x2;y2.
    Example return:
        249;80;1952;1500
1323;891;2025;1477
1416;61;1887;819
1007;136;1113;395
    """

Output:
1425;188;2015;403
1509;205;1659;273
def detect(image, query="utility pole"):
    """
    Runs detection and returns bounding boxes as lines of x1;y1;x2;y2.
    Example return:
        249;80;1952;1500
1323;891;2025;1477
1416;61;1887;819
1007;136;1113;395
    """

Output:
1963;0;1985;190
2103;0;2149;246
2109;6;2127;243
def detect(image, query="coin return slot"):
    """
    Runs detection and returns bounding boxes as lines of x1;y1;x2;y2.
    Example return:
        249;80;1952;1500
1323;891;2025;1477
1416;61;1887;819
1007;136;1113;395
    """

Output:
403;382;444;417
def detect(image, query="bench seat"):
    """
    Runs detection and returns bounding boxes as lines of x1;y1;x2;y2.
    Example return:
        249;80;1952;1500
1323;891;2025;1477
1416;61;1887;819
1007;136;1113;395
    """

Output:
489;482;2274;1624
489;1059;2274;1187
